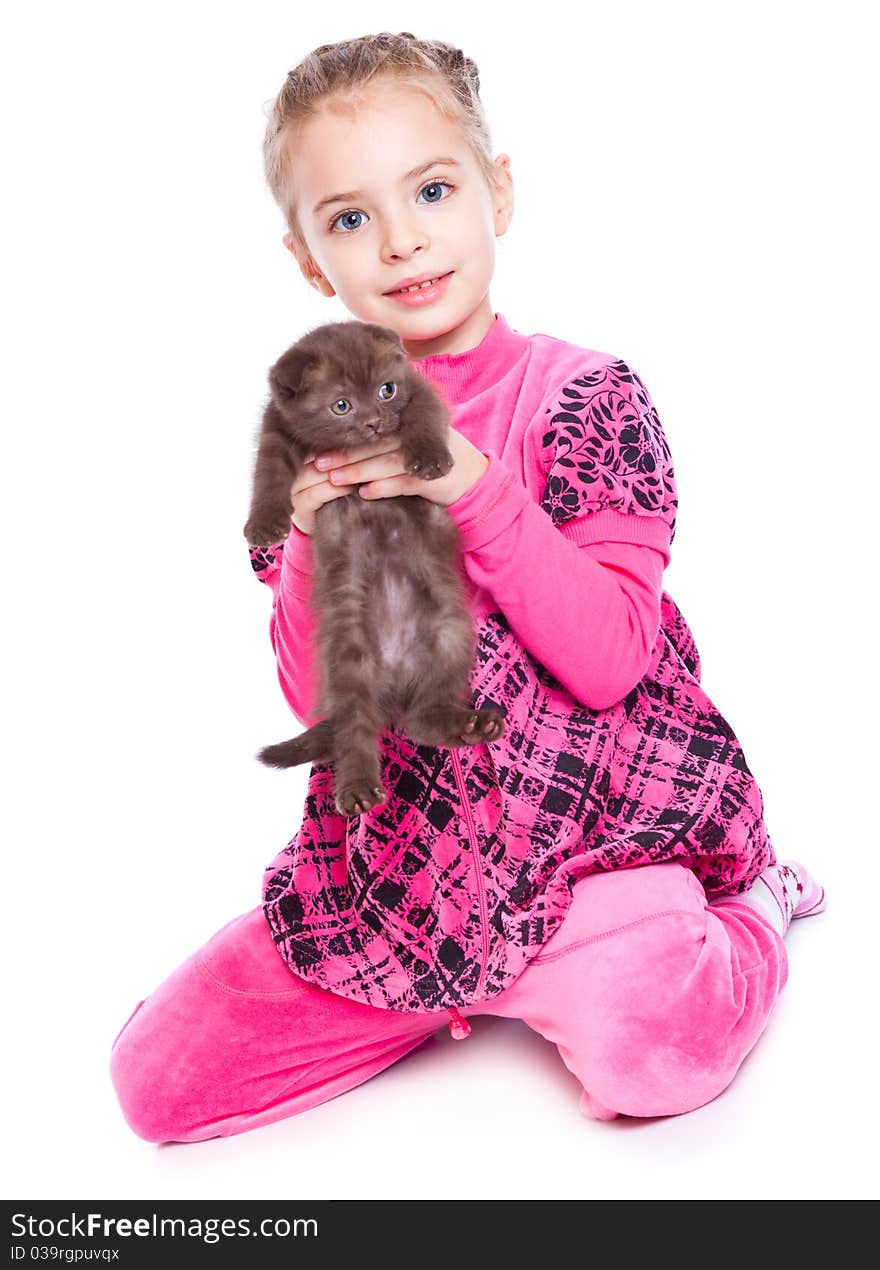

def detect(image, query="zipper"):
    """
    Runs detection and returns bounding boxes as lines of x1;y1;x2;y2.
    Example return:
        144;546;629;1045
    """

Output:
450;747;488;1003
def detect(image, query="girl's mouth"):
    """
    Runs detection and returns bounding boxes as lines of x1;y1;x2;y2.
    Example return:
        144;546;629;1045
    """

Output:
385;272;454;306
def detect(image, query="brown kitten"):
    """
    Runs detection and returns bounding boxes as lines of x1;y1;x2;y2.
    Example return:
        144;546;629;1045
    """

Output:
243;320;505;817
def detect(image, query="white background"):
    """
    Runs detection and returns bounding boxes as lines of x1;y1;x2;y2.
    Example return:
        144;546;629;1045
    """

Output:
3;0;877;1202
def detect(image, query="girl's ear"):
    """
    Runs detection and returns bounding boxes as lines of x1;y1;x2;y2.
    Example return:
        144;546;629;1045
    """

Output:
282;234;335;296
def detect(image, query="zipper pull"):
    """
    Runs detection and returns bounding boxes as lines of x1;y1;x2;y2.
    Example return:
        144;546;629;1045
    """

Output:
448;1007;471;1040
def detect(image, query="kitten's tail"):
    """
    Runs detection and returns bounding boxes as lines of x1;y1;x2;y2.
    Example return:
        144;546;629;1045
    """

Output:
257;719;334;768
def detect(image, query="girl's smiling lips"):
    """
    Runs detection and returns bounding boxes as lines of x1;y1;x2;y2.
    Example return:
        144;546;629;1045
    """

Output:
383;272;454;306
383;270;454;294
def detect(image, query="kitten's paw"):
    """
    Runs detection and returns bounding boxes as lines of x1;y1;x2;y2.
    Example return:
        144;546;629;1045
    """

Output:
459;709;505;744
404;448;455;481
335;780;387;817
244;513;293;546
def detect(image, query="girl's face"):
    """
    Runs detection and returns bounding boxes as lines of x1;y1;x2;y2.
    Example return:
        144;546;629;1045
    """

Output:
285;78;513;357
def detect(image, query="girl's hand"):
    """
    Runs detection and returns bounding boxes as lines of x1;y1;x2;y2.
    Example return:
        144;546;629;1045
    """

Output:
288;445;389;537
315;426;489;507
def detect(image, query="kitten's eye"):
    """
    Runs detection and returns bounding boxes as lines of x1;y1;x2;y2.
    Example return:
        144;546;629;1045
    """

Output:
329;398;352;415
377;382;397;401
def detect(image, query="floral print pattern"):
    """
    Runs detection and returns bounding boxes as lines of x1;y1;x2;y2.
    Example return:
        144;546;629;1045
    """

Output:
539;359;678;538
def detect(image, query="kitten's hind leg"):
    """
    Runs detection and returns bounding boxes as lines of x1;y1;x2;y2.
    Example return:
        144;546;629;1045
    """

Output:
257;718;335;768
403;703;505;747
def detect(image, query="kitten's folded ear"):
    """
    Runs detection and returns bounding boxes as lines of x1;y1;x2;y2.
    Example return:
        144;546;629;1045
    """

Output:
269;347;320;401
356;323;405;354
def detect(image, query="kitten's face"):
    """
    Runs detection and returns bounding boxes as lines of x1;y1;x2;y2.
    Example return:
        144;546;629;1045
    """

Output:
269;322;415;453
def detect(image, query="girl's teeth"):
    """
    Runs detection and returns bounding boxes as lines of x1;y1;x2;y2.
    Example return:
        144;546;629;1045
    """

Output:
399;277;441;292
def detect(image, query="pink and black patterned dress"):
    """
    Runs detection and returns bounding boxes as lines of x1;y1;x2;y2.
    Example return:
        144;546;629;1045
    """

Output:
248;313;775;1023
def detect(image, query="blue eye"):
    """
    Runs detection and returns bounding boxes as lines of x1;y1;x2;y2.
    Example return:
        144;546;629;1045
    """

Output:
417;180;453;206
329;398;352;415
331;210;367;234
328;179;455;233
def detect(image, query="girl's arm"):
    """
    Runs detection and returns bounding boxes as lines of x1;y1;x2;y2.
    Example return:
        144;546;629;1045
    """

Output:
447;478;666;710
440;358;678;710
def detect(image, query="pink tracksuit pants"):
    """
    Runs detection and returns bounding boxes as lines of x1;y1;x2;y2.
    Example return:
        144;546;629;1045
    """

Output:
109;859;787;1141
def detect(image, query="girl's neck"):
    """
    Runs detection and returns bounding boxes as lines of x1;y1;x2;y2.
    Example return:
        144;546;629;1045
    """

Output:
407;310;530;407
401;298;496;361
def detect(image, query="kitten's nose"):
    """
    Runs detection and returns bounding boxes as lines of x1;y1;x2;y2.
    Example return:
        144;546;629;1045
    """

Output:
364;419;383;436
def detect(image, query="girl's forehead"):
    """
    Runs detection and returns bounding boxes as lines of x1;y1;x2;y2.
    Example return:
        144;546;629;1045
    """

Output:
292;87;469;206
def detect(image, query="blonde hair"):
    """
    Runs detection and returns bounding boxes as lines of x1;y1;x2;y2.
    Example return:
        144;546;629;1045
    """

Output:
262;31;496;255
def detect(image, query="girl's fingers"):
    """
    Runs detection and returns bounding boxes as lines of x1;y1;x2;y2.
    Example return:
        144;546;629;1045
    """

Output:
316;437;399;470
327;449;406;485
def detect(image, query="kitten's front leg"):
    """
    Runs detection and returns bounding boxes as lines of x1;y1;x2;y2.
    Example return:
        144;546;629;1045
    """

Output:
243;412;301;544
397;375;456;481
244;506;296;547
400;437;455;482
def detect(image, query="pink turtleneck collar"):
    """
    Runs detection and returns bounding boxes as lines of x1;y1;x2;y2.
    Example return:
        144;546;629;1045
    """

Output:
407;312;529;407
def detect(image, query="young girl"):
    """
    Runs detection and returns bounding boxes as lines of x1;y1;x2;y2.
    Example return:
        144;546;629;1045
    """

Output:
109;31;825;1142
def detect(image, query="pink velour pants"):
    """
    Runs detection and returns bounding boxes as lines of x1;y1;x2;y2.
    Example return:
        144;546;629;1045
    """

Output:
109;860;787;1142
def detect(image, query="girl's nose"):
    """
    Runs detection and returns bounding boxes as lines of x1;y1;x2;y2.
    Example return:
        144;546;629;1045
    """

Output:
382;223;430;262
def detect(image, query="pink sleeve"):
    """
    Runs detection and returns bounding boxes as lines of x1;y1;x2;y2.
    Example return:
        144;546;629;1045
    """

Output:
446;460;666;709
248;527;322;728
444;358;678;710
